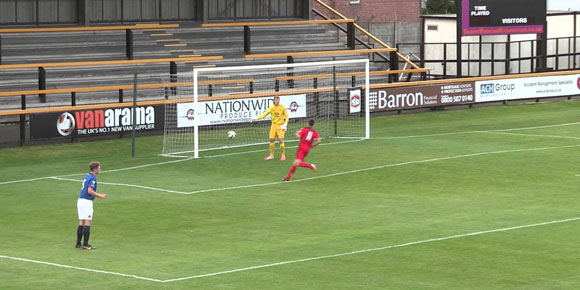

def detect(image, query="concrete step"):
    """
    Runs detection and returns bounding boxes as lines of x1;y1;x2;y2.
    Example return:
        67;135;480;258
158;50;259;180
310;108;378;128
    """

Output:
1;33;150;45
0;52;172;64
176;35;339;47
1;39;167;51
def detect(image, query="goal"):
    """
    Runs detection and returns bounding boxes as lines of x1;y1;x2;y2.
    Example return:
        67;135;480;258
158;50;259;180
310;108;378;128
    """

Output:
162;59;370;158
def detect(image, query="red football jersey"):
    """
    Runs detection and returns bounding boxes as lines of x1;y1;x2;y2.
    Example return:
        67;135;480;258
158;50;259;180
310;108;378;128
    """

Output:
297;127;319;151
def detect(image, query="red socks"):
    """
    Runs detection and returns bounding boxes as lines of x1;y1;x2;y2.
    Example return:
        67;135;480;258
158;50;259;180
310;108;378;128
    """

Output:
286;163;312;179
286;166;297;179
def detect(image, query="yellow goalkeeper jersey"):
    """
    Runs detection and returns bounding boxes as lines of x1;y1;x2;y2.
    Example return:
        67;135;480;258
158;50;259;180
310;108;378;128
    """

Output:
257;104;289;125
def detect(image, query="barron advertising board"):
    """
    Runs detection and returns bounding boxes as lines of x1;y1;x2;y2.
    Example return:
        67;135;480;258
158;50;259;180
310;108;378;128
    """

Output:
369;82;475;112
177;94;307;128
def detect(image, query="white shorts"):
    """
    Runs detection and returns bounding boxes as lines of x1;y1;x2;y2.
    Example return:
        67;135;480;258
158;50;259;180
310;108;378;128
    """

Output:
77;198;94;220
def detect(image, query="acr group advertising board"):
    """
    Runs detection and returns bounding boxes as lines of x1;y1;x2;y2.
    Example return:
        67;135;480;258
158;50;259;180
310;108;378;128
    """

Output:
30;105;165;139
475;74;580;103
177;94;307;128
369;82;475;112
461;0;546;36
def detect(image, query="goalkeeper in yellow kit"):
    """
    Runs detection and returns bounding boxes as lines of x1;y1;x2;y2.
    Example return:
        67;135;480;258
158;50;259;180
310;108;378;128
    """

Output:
251;96;289;161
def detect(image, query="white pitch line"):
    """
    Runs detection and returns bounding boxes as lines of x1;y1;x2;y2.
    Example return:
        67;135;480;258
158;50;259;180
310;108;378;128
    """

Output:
187;144;580;195
2;217;579;283
0;176;53;185
161;216;580;282
0;140;363;186
0;254;163;283
483;131;580;141
104;157;195;173
373;130;485;140
203;138;364;159
374;121;580;140
0;158;195;186
493;121;580;132
51;177;189;195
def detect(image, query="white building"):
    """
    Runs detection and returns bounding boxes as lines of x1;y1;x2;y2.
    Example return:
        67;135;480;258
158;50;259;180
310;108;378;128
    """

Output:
420;11;579;76
549;0;580;11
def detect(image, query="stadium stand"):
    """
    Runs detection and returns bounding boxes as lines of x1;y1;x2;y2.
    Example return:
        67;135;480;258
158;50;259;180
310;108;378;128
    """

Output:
0;2;428;145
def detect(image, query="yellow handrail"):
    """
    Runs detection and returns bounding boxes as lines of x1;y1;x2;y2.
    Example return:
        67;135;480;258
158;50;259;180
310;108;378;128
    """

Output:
0;56;223;70
0;24;179;33
201;19;354;27
314;0;421;69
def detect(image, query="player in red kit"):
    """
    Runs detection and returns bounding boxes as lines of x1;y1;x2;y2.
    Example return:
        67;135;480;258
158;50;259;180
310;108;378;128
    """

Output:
283;119;321;181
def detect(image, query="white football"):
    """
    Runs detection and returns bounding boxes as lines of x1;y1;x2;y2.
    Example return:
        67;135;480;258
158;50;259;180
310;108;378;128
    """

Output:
227;131;237;138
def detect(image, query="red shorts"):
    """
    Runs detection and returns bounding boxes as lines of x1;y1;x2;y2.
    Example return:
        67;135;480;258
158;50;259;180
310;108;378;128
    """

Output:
296;149;310;161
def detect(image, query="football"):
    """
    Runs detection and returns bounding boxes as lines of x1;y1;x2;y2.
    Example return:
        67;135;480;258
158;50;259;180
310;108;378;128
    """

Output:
227;131;237;138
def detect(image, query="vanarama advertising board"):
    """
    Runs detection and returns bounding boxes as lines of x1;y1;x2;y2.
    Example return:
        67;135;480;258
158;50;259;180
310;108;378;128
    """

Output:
30;105;164;139
475;74;580;103
177;94;306;128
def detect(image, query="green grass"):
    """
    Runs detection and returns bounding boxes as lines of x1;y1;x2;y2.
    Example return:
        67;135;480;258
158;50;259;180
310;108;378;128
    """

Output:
1;100;579;289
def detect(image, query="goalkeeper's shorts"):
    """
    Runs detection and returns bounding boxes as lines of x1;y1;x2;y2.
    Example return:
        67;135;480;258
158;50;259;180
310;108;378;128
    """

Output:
269;124;285;139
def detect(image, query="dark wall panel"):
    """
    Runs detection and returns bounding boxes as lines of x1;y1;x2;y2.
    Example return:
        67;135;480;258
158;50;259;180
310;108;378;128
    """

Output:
16;0;37;24
58;0;78;23
124;0;143;21
141;0;158;20
39;0;58;23
0;0;304;25
0;0;17;24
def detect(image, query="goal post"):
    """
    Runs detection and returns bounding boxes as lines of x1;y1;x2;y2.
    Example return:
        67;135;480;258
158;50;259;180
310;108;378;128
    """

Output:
162;59;370;158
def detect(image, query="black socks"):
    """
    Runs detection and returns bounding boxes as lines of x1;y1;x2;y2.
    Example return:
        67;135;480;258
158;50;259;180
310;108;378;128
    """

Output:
76;225;84;246
82;226;91;246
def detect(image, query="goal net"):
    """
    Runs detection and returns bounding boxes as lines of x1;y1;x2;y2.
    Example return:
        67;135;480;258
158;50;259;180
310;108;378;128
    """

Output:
162;59;370;158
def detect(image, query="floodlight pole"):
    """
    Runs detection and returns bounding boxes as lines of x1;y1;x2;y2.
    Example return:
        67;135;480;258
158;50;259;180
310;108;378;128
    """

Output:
456;0;463;78
131;72;137;157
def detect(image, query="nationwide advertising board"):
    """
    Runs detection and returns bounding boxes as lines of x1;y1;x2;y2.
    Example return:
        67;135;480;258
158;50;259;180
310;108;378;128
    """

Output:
30;105;165;139
475;74;580;103
369;82;475;112
461;0;546;36
176;94;307;128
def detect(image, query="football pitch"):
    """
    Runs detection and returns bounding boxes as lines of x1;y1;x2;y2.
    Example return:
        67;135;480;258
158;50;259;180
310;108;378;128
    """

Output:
1;100;579;289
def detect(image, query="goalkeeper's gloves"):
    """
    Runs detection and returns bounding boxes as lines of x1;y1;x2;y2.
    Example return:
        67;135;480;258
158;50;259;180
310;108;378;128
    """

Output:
281;123;287;131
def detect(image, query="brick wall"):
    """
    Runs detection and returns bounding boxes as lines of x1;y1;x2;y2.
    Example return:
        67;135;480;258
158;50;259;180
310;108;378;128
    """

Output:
313;0;421;23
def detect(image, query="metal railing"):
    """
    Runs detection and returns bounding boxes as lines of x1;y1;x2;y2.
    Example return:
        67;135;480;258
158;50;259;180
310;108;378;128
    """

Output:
398;36;580;79
0;24;180;65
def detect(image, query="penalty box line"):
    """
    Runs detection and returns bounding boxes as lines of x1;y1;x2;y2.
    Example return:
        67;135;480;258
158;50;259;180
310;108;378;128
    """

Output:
1;121;578;187
30;143;580;195
373;121;580;141
481;131;580;141
50;177;190;195
0;139;361;187
38;140;366;195
2;217;579;283
0;254;162;283
162;216;580;282
3;143;579;196
186;144;580;195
